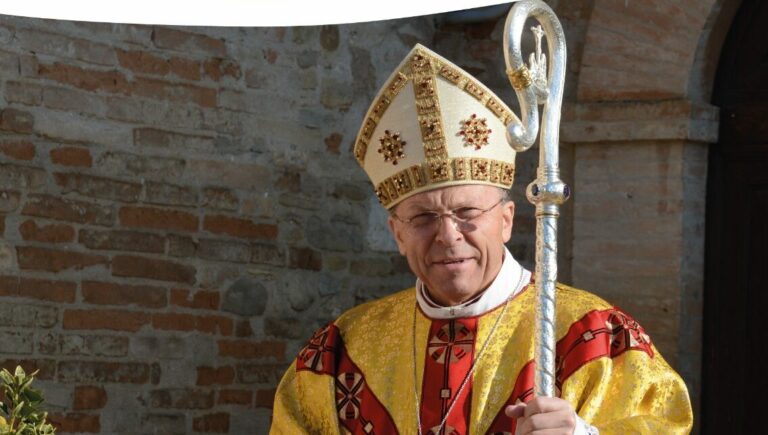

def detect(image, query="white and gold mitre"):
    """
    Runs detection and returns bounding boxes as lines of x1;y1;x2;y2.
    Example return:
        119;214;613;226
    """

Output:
353;43;519;209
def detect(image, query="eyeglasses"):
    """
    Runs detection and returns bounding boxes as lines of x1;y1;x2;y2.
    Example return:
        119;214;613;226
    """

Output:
392;198;505;233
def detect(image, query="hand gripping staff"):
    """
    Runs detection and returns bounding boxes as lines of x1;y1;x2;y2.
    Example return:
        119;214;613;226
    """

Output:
503;0;570;398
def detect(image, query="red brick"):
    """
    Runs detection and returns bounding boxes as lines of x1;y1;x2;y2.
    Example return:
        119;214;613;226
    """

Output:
82;281;167;309
38;62;128;93
235;320;253;338
54;172;142;202
50;147;93;167
119;206;198;232
20;277;77;303
153;28;227;57
217;389;252;406
19;219;75;243
170;288;219;310
132;77;217;108
79;228;165;253
255;388;277;409
0;275;76;303
152;313;233;336
49;413;100;433
0;108;34;133
112;255;196;284
203;215;277;240
16;246;108;272
202;187;238;211
0;139;35;160
203;58;241;81
192;412;229;433
116;49;170;76
217;340;284;360
73;386;107;410
134;128;215;151
0;214;4;235
169;57;202;80
58;360;152;384
145;181;198;207
16;28;115;66
63;309;149;332
22;194;114;226
196;366;235;386
5;80;43;105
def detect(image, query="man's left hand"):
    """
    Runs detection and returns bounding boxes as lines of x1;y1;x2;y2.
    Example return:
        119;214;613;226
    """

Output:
505;396;577;435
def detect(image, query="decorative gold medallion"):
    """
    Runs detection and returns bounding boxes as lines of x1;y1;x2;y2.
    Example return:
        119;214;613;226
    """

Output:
458;114;492;150
378;130;406;165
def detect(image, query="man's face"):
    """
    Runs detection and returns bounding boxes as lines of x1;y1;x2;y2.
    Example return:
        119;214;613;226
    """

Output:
387;184;515;306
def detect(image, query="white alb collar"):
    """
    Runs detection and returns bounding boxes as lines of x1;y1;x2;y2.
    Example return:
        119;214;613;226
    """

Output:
416;247;531;319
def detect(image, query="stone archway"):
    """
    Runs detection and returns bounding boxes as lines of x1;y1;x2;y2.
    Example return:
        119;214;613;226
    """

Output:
561;1;741;432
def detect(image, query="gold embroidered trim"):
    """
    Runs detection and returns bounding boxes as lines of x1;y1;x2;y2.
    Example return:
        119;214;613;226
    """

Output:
464;81;486;102
438;65;464;85
486;97;513;122
410;49;448;161
385;72;409;100
508;66;533;90
374;157;515;207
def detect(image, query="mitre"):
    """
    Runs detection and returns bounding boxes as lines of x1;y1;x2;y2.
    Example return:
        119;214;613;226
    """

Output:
353;43;519;209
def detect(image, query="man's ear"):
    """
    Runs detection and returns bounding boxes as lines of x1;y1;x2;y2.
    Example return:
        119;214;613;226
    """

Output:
387;215;408;256
501;200;515;243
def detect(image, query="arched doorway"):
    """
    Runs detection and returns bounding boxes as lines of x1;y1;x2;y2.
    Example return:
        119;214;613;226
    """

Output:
703;0;768;432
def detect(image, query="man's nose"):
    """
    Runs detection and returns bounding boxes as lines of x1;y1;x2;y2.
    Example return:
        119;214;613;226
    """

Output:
434;214;463;244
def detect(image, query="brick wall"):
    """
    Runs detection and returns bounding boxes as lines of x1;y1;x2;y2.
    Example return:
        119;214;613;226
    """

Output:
0;16;436;433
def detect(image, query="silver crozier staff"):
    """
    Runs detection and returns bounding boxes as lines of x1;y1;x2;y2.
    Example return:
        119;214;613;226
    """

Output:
503;0;569;398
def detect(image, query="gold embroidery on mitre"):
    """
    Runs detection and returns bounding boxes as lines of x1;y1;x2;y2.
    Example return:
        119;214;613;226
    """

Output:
490;160;502;183
464;81;487;102
420;116;443;142
415;76;436;99
410;166;427;188
353;138;368;165
439;65;464;85
374;157;515;207
486;97;513;122
370;96;391;122
411;49;448;161
428;159;451;183
393;171;413;196
385;72;409;100
453;158;469;180
378;130;406;165
501;162;515;185
458;114;493;150
471;158;490;181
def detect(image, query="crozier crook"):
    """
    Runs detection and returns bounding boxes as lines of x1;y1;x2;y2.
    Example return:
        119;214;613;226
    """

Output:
503;0;570;398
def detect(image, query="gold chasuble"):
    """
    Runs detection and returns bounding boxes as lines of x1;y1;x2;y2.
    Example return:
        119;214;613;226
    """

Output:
271;255;692;434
